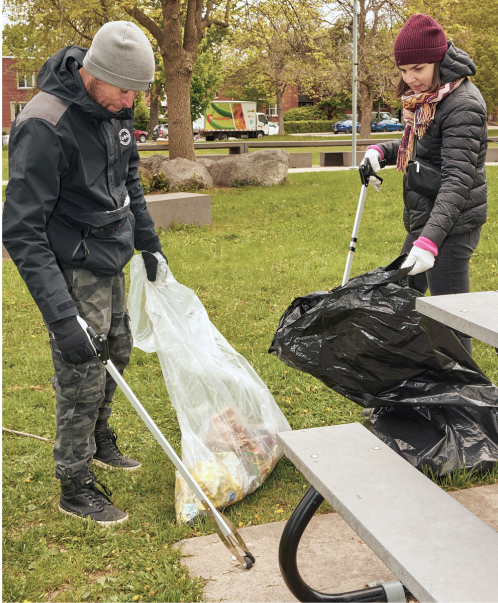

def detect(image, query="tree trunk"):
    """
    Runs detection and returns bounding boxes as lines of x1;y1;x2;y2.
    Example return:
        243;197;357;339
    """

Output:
149;83;159;132
162;53;196;161
359;84;373;141
276;88;285;136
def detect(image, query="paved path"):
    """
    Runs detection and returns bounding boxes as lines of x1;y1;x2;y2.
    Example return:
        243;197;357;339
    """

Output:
288;162;498;173
177;483;498;603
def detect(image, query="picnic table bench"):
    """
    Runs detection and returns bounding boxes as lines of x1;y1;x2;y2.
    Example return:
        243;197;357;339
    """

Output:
277;423;498;602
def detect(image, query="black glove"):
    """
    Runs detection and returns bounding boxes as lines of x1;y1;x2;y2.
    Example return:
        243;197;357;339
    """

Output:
142;250;168;282
49;315;96;365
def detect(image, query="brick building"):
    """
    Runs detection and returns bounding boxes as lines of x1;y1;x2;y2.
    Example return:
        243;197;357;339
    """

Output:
2;57;38;133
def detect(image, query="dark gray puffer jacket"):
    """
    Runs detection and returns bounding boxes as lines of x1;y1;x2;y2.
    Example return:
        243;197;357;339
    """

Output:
379;43;488;247
2;46;162;324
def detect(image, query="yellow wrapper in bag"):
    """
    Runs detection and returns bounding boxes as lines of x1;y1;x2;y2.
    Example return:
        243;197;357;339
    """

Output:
175;406;284;523
175;452;245;523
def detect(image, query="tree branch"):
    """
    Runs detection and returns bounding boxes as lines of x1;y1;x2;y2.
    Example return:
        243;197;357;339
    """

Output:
124;5;164;43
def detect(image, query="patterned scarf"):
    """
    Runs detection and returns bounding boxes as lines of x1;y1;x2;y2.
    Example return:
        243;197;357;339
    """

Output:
397;78;464;173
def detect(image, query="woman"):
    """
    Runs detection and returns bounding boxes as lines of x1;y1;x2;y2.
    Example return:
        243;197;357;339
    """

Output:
362;14;488;354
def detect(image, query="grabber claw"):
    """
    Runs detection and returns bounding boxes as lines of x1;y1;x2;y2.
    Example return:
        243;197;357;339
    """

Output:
202;503;256;569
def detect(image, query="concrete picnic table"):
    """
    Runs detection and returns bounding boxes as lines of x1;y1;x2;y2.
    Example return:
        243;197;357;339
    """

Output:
415;291;498;348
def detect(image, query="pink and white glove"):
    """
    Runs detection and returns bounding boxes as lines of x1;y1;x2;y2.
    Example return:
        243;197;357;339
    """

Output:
401;237;438;275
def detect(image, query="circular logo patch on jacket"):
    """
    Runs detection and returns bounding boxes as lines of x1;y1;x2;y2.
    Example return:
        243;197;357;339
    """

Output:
119;129;131;146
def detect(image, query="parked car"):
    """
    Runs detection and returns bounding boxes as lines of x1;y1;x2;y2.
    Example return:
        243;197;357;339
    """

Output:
268;122;279;135
152;124;168;140
332;120;360;134
371;112;394;121
371;119;405;132
134;129;149;143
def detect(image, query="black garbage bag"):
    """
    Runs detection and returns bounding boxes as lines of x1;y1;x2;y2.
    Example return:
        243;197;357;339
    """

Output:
269;255;498;473
366;405;498;475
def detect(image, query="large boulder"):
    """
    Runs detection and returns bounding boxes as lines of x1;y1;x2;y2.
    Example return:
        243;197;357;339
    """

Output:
140;155;213;191
205;149;290;187
140;153;169;175
160;158;213;191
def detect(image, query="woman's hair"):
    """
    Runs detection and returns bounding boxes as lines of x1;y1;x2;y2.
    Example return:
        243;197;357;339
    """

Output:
395;62;441;97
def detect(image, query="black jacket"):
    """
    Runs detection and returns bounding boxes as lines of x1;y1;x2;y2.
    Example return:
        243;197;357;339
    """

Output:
379;43;488;247
2;46;162;324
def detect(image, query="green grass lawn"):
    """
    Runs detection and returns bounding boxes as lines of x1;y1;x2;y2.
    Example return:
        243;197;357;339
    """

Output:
2;167;498;602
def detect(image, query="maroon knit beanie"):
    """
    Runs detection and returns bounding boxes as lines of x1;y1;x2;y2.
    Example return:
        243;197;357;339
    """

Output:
394;14;447;67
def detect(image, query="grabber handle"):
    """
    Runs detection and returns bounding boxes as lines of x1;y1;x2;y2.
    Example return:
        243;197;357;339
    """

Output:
359;158;386;186
76;315;109;363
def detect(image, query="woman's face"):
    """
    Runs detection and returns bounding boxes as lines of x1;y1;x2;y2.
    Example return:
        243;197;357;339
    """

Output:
398;63;435;93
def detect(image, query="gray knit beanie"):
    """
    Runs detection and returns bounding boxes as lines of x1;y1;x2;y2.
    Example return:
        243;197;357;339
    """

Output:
83;21;155;91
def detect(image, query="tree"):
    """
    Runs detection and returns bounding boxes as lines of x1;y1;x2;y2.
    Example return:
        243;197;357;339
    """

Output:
133;93;150;132
124;1;233;160
221;0;327;136
322;1;404;139
3;0;234;161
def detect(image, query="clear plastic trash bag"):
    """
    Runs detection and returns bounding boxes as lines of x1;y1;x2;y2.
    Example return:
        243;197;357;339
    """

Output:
128;255;291;522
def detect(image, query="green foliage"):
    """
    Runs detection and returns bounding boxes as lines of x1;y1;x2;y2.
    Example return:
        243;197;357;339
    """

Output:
2;0;124;75
283;105;326;122
231;179;263;188
284;120;335;133
319;91;357;113
139;169;169;194
154;173;170;192
133;93;150;133
190;33;226;122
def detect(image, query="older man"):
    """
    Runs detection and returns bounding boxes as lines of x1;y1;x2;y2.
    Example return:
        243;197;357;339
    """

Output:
3;21;167;525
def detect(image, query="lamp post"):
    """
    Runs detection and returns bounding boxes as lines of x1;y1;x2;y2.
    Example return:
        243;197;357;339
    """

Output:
351;0;358;169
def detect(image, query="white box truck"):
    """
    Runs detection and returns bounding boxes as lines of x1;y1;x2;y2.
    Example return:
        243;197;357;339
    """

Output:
201;101;269;140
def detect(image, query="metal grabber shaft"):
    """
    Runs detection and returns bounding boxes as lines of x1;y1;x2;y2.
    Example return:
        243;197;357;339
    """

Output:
77;316;255;569
342;160;385;286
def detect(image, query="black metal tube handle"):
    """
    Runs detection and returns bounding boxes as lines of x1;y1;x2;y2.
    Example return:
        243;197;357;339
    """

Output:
278;487;388;602
359;159;387;186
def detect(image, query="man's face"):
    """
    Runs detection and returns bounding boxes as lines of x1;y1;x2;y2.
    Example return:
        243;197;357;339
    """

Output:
398;63;435;94
86;77;138;113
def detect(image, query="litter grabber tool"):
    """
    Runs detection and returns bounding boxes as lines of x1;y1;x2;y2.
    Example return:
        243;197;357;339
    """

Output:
76;316;256;570
342;158;386;286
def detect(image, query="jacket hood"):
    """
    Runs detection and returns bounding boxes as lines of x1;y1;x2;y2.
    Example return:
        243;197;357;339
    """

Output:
37;45;133;121
440;42;476;85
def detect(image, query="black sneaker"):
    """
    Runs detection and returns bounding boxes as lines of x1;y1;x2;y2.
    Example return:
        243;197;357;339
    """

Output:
58;470;128;526
93;427;141;472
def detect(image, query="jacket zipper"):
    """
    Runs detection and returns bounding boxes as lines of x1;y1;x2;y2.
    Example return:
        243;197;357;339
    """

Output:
112;119;123;161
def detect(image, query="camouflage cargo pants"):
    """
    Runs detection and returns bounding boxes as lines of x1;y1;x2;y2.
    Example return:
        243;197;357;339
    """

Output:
47;269;132;477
